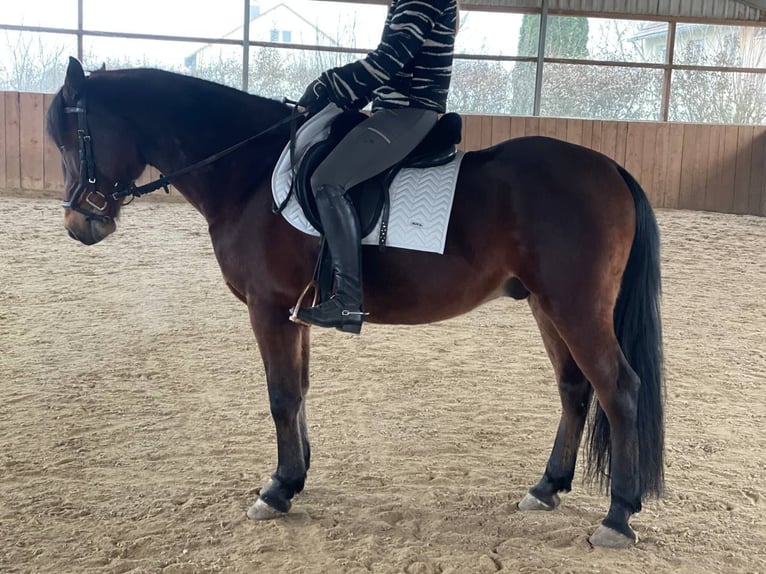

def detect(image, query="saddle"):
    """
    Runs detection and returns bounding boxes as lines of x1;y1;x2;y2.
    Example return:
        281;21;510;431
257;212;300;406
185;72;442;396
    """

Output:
289;109;462;308
293;110;463;240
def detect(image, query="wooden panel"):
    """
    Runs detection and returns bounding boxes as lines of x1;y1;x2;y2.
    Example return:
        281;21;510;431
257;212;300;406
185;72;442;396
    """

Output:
43;93;64;193
20;93;45;191
457;115;468;152
0;94;5;191
678;124;697;210
651;123;670;209
703;124;723;213
599;121;618;162
690;124;710;212
663;124;685;209
464;115;483;152
4;92;21;190
566;119;583;146
719;126;740;214
456;126;466;152
614;122;629;167
491;116;510;145
480;115;494;149
639;124;659;206
624;122;645;185
581;120;593;150
509;117;526;140
678;124;700;210
8;103;766;215
523;117;539;137
538;118;558;139
590;121;603;156
748;127;766;216
733;126;754;214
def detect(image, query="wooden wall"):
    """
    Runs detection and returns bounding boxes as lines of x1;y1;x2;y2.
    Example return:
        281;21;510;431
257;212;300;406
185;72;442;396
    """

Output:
2;91;764;216
457;115;766;216
0;92;166;200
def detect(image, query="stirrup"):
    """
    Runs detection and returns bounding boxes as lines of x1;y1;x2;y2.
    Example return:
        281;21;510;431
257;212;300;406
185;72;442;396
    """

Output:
289;281;319;327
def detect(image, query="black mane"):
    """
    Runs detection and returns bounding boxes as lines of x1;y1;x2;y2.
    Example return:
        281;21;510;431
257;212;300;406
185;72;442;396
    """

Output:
50;67;290;141
93;68;288;115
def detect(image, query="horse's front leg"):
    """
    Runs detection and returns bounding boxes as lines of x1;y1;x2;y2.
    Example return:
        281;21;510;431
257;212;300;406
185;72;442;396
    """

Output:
246;301;311;520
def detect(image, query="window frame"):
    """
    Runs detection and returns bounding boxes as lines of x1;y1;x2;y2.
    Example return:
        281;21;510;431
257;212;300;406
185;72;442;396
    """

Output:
1;0;765;122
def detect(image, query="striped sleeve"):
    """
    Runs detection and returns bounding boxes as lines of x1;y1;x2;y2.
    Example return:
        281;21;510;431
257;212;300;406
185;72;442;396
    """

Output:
321;0;451;109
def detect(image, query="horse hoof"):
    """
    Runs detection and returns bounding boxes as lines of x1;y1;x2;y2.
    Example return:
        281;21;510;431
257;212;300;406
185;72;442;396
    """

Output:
588;525;637;549
247;498;287;521
518;492;560;511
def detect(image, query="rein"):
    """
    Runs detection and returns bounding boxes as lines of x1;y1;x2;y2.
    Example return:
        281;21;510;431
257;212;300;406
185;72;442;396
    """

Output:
111;108;305;202
63;99;305;222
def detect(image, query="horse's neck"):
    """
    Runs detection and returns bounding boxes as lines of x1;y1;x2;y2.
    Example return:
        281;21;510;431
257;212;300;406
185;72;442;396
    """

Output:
131;95;288;223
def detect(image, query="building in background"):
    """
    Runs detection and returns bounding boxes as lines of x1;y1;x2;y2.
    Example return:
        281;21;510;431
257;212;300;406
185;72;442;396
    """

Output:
632;21;766;67
185;2;339;73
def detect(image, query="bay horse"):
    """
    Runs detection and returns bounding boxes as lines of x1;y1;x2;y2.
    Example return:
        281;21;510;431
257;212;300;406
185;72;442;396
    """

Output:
47;58;664;549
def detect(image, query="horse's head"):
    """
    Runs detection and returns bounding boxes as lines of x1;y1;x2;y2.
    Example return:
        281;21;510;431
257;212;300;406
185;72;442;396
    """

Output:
47;58;147;245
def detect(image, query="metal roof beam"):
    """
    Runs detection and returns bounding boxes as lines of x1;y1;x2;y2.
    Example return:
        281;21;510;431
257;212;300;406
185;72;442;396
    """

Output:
738;0;766;10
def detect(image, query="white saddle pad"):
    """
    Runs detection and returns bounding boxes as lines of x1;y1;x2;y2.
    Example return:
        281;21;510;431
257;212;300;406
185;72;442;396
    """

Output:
271;104;464;254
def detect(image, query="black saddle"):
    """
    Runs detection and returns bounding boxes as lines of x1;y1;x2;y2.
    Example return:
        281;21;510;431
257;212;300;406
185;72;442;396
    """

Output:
293;110;463;240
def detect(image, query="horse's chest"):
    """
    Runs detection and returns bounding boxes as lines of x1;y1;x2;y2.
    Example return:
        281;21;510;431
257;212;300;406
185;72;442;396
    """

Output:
210;218;315;307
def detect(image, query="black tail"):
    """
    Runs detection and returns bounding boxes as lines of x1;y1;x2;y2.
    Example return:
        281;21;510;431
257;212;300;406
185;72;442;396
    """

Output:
587;165;665;500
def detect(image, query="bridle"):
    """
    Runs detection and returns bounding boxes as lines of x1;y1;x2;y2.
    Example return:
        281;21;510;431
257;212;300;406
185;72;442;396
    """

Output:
62;99;305;224
62;102;113;223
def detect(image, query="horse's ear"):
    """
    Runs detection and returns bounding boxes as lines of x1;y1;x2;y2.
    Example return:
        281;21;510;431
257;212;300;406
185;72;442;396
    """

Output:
63;57;86;103
98;62;107;72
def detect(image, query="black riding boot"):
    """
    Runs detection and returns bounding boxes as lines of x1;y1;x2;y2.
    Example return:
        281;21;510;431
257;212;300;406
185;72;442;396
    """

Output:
296;184;365;334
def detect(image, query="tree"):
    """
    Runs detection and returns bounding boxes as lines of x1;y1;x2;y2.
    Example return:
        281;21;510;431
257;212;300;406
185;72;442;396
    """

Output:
546;16;589;59
448;60;517;114
509;15;540;115
670;28;766;124
535;16;592;118
510;14;591;116
3;17;765;125
184;50;242;90
245;47;356;100
0;32;68;93
671;69;766;125
517;13;540;58
544;19;664;121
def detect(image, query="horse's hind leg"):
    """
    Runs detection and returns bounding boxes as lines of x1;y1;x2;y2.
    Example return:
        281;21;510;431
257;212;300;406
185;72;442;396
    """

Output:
246;303;311;520
554;313;642;548
519;296;592;512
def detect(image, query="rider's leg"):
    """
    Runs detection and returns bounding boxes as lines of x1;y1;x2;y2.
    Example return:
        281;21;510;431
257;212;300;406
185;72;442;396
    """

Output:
296;108;438;332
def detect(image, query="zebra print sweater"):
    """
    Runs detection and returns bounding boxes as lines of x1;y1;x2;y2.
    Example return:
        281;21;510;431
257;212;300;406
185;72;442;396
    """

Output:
319;0;458;113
